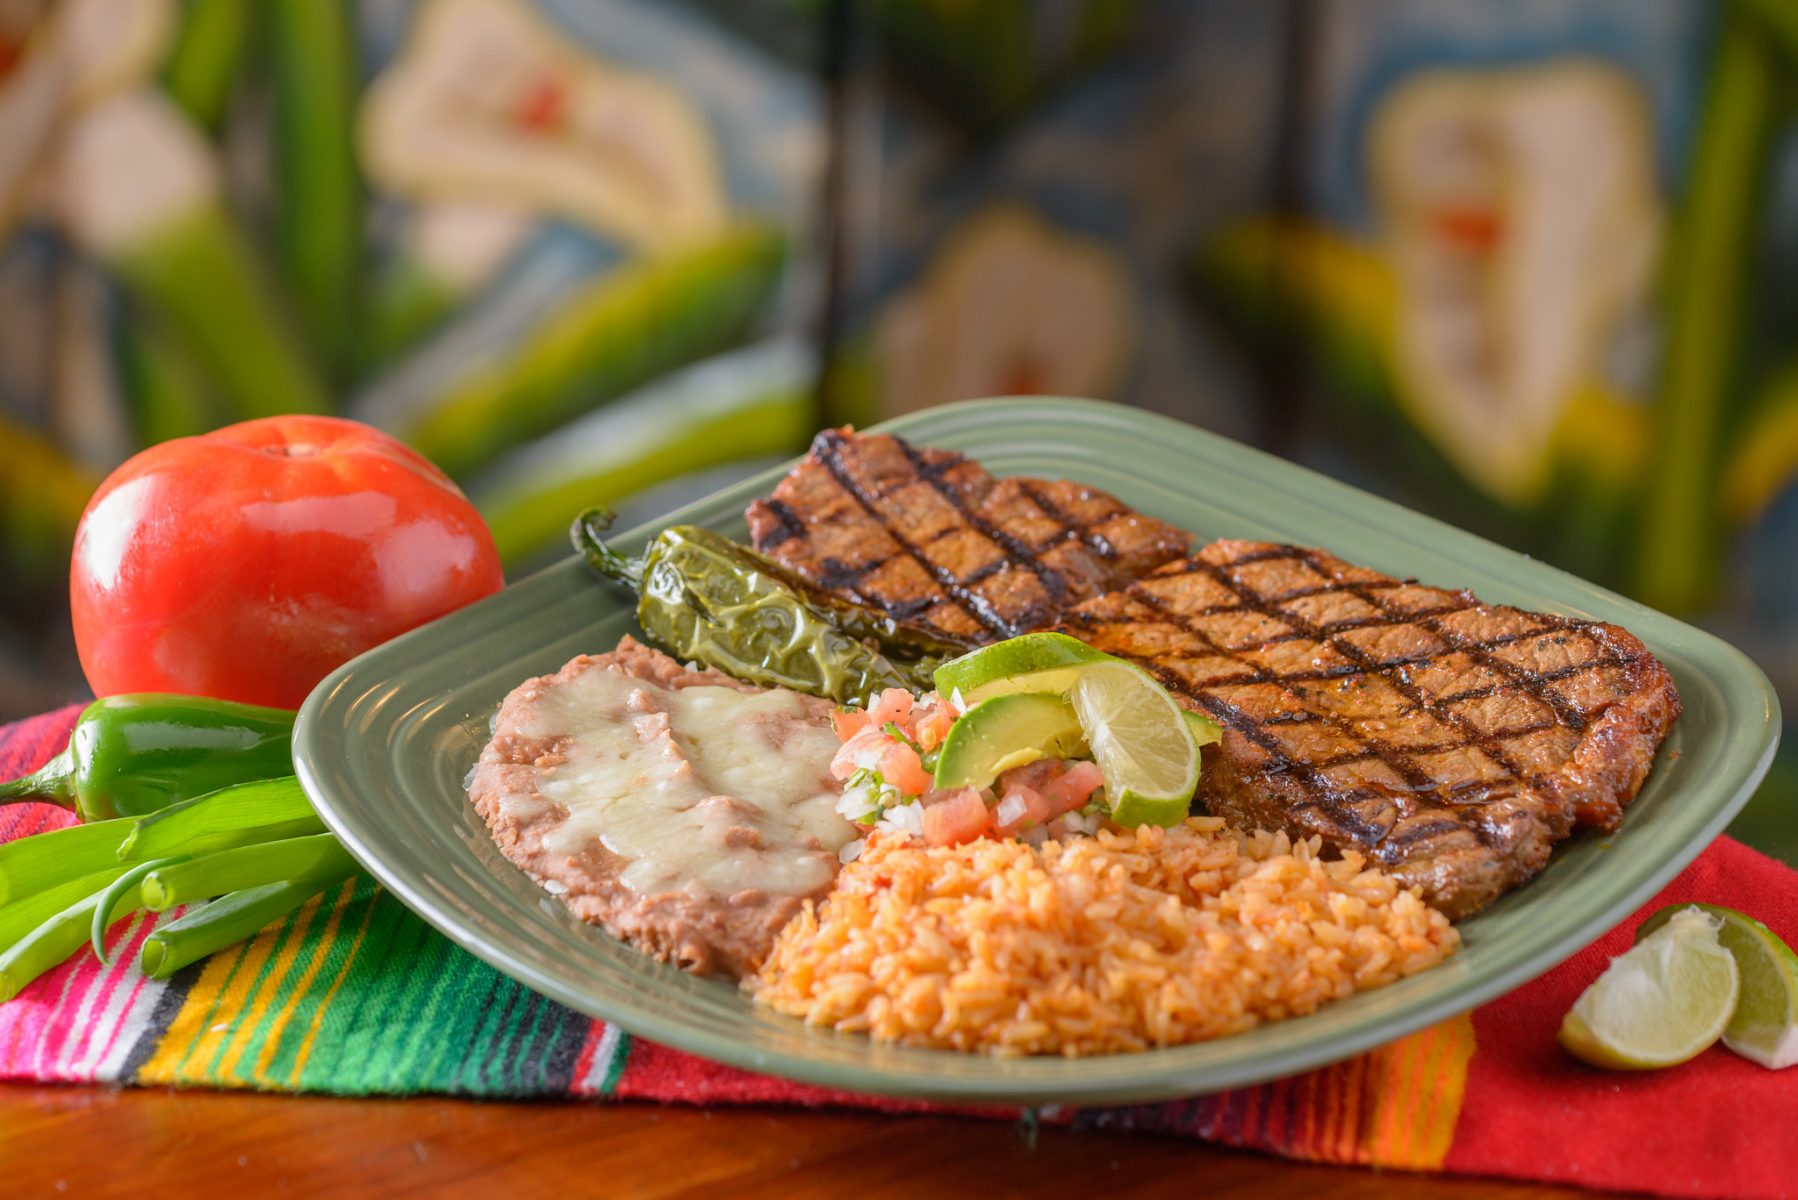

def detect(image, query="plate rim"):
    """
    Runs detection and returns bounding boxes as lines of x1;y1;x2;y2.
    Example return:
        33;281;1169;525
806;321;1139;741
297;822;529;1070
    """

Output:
294;396;1781;1104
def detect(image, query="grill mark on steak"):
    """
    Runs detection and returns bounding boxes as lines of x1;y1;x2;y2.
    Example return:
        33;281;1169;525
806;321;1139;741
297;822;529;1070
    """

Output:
749;432;1680;919
893;437;1073;605
753;497;805;548
1058;539;1681;918
808;428;1018;639
746;427;1191;641
1016;480;1122;562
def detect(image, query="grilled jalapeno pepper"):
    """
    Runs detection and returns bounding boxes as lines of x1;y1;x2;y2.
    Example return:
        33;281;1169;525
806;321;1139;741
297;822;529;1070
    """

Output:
0;695;295;822
572;509;973;706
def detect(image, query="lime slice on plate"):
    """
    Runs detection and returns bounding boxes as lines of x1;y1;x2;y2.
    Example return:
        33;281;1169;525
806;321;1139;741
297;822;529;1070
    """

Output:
1559;907;1739;1069
1068;661;1201;829
1636;903;1798;1069
932;692;1087;791
933;632;1115;705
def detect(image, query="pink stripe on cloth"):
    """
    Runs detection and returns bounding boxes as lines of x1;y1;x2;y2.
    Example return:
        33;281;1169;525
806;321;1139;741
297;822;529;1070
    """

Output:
1;912;162;1082
0;704;160;1085
47;913;165;1079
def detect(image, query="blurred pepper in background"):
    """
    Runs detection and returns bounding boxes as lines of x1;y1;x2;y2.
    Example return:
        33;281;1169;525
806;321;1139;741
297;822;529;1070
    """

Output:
0;0;1793;856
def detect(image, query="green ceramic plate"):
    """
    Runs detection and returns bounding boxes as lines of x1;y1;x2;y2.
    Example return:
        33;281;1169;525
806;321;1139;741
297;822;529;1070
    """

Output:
294;398;1779;1105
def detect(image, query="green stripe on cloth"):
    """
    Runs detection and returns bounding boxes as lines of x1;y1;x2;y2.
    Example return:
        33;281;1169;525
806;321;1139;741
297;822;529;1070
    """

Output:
130;878;600;1096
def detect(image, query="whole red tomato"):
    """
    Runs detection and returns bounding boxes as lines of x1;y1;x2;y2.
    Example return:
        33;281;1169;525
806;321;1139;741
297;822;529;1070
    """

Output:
71;416;504;709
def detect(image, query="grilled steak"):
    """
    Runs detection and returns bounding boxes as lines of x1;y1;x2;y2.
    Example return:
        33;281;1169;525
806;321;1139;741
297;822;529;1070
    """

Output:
746;428;1191;641
1057;540;1681;918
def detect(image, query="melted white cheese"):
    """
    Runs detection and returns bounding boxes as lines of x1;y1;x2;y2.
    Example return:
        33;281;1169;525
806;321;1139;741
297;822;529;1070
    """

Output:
519;664;851;898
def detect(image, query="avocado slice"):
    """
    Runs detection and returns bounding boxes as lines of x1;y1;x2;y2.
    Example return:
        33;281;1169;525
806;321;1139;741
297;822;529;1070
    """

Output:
932;692;1087;792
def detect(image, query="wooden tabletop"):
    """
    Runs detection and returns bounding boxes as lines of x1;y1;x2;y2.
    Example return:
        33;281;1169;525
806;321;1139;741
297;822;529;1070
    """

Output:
1;1083;1596;1198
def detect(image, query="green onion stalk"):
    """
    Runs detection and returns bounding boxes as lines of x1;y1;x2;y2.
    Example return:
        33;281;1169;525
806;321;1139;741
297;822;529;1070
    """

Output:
0;778;352;999
0;877;149;1002
138;834;353;912
0;777;323;905
141;863;360;981
0;870;125;954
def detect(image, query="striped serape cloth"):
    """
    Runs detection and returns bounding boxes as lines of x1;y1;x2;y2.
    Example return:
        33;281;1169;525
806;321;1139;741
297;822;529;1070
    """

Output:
2;705;1793;1198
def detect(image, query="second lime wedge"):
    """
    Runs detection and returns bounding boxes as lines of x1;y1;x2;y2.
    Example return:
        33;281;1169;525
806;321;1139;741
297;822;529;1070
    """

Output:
1068;661;1201;828
1637;903;1798;1070
1559;907;1739;1070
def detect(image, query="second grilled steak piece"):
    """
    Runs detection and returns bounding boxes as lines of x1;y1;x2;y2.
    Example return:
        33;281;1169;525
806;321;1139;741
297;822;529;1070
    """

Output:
1057;540;1681;919
746;428;1191;642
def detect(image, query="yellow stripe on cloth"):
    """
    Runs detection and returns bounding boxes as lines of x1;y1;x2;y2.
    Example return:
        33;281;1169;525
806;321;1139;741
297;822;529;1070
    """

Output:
1355;1014;1477;1169
214;894;334;1081
247;884;359;1085
284;884;380;1087
137;894;326;1084
138;920;287;1082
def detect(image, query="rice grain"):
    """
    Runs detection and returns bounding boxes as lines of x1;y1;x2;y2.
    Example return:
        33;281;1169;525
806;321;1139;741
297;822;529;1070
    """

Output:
749;817;1460;1057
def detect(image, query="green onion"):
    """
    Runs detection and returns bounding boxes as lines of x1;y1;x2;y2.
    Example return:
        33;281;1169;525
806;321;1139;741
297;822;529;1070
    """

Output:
0;877;147;1002
0;869;127;953
882;722;923;754
92;859;185;963
0;818;134;906
0;780;320;906
119;777;325;861
140;866;358;981
140;835;354;912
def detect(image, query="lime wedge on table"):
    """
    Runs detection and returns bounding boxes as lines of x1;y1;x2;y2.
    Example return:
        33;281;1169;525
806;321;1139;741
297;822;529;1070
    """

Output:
1559;907;1739;1070
933;632;1116;705
1068;661;1201;829
932;692;1087;791
1636;903;1798;1069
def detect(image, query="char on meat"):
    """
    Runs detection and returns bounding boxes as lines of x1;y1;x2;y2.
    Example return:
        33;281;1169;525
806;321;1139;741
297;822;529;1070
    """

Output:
1056;540;1681;918
745;428;1191;641
747;434;1682;920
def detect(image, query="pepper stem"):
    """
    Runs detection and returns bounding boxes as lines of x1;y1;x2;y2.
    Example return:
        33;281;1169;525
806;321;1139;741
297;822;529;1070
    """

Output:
570;507;644;591
0;751;77;810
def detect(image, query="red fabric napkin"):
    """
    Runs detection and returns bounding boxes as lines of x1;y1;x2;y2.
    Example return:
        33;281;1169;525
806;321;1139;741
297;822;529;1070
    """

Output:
1449;835;1796;1197
1;705;1793;1198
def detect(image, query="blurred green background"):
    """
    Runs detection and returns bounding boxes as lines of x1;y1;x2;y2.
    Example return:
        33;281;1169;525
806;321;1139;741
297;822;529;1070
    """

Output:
0;0;1792;861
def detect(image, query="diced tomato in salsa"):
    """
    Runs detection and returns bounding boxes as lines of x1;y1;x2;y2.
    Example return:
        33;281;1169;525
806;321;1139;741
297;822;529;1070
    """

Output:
913;701;957;751
830;726;888;780
831;707;874;741
867;688;916;735
921;787;991;846
880;741;933;796
1043;760;1105;815
993;785;1053;836
997;759;1066;795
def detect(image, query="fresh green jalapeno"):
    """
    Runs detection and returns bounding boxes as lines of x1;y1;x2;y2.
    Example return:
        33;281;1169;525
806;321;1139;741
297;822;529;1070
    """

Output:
0;694;295;823
572;509;973;706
